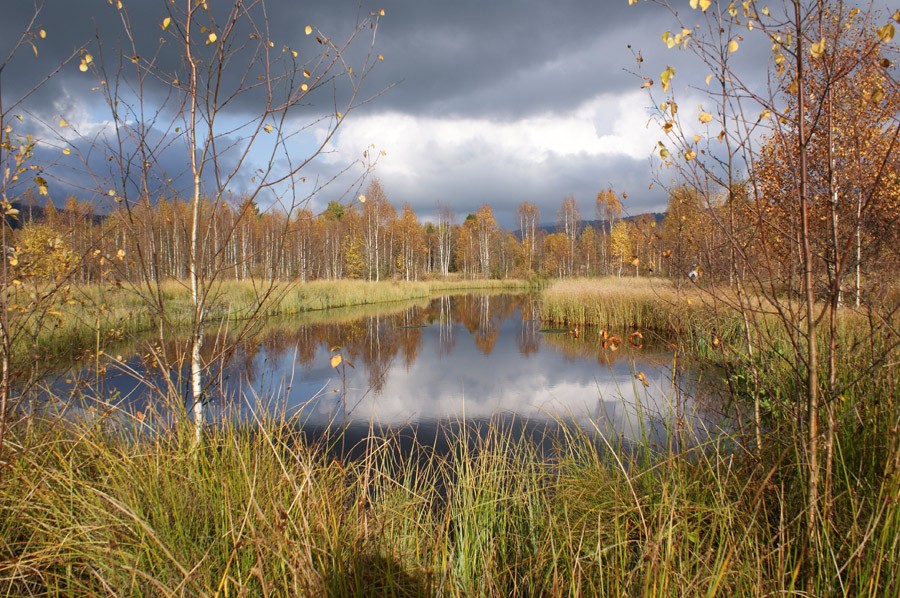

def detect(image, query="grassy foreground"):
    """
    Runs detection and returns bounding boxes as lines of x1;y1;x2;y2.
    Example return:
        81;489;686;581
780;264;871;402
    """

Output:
2;408;897;597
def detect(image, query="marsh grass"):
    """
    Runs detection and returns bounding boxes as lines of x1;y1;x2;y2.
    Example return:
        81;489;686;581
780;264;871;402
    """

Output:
540;278;705;333
1;388;897;596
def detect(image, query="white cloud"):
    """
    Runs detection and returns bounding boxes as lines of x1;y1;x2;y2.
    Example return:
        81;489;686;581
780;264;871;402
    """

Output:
327;90;658;175
303;91;670;222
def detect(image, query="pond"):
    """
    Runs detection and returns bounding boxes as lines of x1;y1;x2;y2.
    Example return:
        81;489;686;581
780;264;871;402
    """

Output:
50;293;728;454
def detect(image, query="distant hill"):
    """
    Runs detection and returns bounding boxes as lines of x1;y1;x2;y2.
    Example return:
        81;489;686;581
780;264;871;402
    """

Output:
6;201;105;229
514;212;665;238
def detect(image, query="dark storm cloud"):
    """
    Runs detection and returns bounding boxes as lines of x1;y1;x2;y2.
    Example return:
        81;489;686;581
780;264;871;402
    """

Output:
4;0;777;224
343;0;654;118
3;0;661;118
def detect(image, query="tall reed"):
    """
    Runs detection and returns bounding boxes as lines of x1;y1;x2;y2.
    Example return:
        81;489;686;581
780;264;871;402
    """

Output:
540;277;704;333
1;392;897;596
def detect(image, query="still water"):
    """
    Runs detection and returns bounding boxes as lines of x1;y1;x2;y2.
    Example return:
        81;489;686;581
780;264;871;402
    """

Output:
57;294;725;448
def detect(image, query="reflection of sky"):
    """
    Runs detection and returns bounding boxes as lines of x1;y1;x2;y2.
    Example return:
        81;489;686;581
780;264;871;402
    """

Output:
236;307;712;441
51;296;722;443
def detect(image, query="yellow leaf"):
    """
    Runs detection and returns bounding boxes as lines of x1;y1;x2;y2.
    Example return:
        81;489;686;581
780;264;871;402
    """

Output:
810;39;825;58
659;146;670;159
8;258;18;267
291;49;298;57
305;25;313;35
728;39;739;53
162;17;171;30
762;6;770;16
699;112;713;123
303;69;311;78
38;184;48;196
207;32;217;44
301;83;308;91
693;134;701;143
379;9;385;16
849;8;860;18
690;0;699;8
116;249;126;259
39;29;46;39
377;54;384;61
660;65;675;92
79;61;88;72
877;24;895;43
685;150;696;161
358;194;366;203
869;87;884;103
705;74;713;86
699;0;711;11
62;148;71;155
59;118;69;127
84;53;93;64
894;9;900;23
636;371;649;387
264;124;273;133
330;354;342;368
759;108;771;120
629;0;638;4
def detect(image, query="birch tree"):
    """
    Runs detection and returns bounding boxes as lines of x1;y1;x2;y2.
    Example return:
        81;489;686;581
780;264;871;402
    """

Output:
85;0;384;444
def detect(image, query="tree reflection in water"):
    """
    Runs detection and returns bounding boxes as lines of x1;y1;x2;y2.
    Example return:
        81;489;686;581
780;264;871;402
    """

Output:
58;293;731;451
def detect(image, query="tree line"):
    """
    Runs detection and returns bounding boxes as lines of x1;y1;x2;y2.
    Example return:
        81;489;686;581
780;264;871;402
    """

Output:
9;181;690;284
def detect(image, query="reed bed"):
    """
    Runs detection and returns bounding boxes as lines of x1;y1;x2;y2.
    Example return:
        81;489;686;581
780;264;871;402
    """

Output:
540;277;705;333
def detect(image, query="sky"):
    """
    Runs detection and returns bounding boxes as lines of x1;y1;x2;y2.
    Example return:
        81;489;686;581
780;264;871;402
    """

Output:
3;0;889;228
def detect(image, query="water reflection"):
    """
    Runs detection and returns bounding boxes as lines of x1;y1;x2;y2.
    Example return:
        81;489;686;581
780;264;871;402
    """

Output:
49;294;726;446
